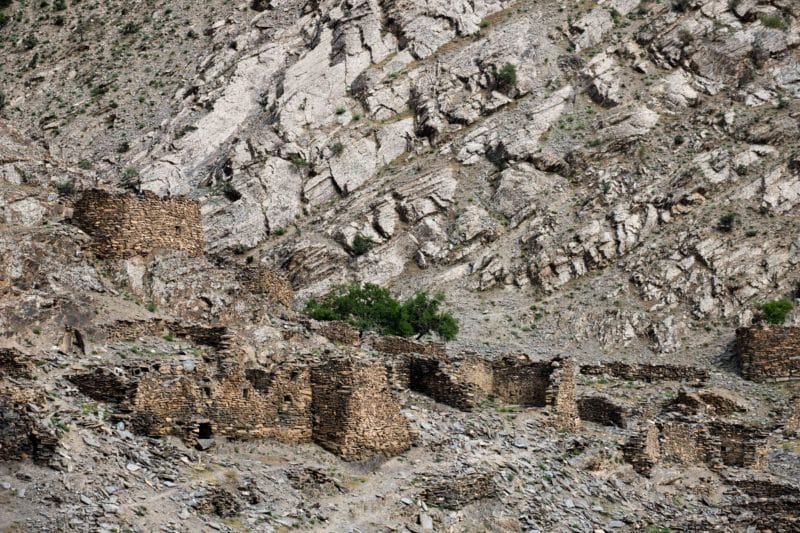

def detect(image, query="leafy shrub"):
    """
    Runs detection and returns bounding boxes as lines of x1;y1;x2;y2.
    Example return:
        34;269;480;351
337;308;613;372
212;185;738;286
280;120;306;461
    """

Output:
305;282;459;340
0;0;13;9
121;22;139;35
55;180;76;196
22;34;38;50
123;166;139;180
672;0;691;12
331;142;344;156
759;14;786;29
351;234;373;256
717;213;736;232
220;180;241;202
290;154;308;167
759;298;793;325
496;63;517;91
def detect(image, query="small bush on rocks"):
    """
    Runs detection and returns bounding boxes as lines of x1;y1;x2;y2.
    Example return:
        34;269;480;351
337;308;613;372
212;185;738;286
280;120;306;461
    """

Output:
759;298;793;325
496;63;517;91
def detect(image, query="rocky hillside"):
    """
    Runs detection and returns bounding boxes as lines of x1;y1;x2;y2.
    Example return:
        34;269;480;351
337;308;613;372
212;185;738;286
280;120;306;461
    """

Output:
1;0;800;531
4;0;800;358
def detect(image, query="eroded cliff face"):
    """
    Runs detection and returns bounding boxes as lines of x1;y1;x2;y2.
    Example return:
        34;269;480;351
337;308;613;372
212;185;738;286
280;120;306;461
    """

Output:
2;0;800;357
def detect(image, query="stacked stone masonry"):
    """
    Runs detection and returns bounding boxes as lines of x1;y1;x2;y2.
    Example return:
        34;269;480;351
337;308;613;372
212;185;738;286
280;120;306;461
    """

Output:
310;358;412;460
721;474;800;530
406;353;578;428
0;348;32;378
0;386;58;464
238;266;294;308
97;319;230;349
577;395;629;428
125;360;312;443
304;320;361;346
364;334;446;357
421;471;498;510
580;362;708;382
71;189;203;259
623;415;769;474
736;325;800;382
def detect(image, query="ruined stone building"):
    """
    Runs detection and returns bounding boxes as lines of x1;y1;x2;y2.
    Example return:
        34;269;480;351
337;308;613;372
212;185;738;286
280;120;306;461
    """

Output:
623;415;769;475
311;357;413;460
70;189;203;258
736;325;800;382
406;353;578;429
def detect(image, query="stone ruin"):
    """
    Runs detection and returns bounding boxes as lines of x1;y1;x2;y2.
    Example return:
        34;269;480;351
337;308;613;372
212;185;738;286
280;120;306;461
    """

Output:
406;353;578;429
665;388;748;417
623;415;769;475
237;265;295;308
721;473;800;530
96;319;232;351
580;361;709;382
736;325;800;382
577;395;629;428
71;359;313;444
310;357;412;460
0;385;58;464
70;189;203;259
68;348;412;461
421;471;498;510
0;347;33;379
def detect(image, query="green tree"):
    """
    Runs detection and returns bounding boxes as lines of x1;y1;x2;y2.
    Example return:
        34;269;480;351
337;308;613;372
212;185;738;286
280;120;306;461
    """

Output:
305;282;458;340
404;290;459;340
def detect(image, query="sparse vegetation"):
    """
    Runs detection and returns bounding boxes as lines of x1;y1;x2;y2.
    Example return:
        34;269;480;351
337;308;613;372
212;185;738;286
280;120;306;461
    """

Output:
220;180;242;202
759;14;786;30
331;142;345;156
55;180;76;197
305;282;459;340
716;212;736;233
759;298;793;325
290;154;309;167
77;159;93;170
496;63;517;91
123;166;139;180
351;234;374;256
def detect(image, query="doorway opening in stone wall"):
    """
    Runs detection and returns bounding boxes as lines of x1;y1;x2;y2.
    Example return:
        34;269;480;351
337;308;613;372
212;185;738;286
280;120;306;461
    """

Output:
198;422;213;439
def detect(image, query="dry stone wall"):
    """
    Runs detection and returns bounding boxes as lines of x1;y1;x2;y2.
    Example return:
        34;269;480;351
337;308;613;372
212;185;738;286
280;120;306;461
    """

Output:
408;356;484;411
125;360;312;443
0;387;58;464
97;319;230;349
421;471;498;510
238;266;294;308
580;362;708;382
0;348;32;378
364;334;446;357
623;415;769;474
406;353;578;428
310;358;412;460
577;395;629;428
736;325;800;382
71;189;203;259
